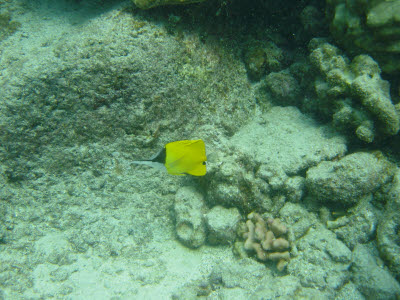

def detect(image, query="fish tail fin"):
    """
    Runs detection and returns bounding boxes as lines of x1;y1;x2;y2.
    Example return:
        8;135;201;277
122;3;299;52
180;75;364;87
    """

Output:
132;160;166;171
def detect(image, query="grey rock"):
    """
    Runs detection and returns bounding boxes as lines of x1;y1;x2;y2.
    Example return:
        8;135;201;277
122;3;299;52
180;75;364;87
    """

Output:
217;288;251;300
306;152;395;205
205;206;241;245
328;197;379;249
284;176;305;202
174;186;207;248
335;282;364;300
377;169;400;280
250;275;301;299
288;226;351;291
351;244;400;300
231;106;347;176
35;233;75;266
209;258;270;290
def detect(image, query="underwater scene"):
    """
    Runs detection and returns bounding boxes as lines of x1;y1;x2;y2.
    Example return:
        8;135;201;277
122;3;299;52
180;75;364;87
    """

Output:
1;0;400;298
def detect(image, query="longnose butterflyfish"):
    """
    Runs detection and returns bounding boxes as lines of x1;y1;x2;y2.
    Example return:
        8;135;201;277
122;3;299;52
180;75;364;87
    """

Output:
132;139;207;176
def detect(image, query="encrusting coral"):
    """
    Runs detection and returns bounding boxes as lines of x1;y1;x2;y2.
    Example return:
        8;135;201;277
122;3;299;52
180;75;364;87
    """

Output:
243;212;290;271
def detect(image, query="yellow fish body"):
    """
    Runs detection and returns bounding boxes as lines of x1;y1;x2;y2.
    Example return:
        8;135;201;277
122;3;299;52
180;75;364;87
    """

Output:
133;139;207;176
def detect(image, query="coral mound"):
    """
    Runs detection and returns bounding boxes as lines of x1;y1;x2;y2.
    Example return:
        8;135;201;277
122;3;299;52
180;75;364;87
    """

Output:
243;212;290;271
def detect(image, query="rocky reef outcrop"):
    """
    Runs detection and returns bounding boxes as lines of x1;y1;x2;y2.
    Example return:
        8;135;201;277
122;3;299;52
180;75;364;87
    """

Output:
308;40;399;142
326;0;400;74
207;106;346;213
132;0;205;9
306;151;396;206
377;169;400;281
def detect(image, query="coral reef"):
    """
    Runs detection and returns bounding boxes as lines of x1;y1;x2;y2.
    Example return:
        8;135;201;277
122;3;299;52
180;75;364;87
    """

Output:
243;42;268;81
326;0;400;74
335;282;364;300
278;202;353;294
132;0;205;9
278;203;317;242
241;212;290;271
2;0;400;298
300;5;327;37
308;40;399;142
209;260;307;299
306;151;396;206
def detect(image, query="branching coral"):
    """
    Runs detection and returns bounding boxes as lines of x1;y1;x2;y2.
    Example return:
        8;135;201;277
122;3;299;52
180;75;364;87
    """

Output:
243;212;290;271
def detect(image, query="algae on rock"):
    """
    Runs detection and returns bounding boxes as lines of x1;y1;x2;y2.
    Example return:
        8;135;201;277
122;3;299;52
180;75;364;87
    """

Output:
0;13;20;42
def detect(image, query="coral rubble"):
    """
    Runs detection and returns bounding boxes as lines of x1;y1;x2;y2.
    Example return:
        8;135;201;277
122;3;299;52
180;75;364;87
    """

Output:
352;244;400;299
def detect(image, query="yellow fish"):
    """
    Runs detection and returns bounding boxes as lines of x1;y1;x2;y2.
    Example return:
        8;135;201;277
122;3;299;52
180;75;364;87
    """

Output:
133;140;207;176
